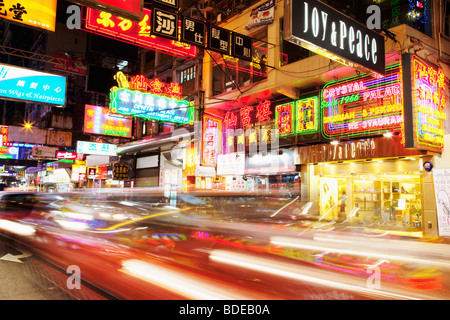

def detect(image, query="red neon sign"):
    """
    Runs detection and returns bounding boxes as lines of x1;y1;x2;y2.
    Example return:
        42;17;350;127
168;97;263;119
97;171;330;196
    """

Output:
256;100;272;122
224;111;238;129
127;74;182;99
240;106;254;127
202;114;222;167
85;8;196;59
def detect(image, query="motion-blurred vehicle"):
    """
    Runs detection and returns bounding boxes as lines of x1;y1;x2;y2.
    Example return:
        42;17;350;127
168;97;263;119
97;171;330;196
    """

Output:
1;190;450;299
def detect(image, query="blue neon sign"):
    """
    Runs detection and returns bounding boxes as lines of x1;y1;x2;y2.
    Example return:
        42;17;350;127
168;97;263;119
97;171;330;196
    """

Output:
0;63;66;106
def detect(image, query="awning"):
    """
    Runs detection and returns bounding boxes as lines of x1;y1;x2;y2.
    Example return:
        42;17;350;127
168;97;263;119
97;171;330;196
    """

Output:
117;129;194;156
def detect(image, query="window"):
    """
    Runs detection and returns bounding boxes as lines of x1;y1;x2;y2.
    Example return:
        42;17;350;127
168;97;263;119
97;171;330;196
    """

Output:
180;66;196;84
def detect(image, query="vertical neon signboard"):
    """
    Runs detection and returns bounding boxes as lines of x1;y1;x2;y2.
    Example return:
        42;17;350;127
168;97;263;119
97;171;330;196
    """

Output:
321;64;403;139
402;54;446;152
276;102;294;136
296;96;319;134
202;114;222;167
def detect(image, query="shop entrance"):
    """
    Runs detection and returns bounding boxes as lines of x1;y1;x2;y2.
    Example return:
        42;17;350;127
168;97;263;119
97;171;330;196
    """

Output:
318;176;348;221
314;159;423;233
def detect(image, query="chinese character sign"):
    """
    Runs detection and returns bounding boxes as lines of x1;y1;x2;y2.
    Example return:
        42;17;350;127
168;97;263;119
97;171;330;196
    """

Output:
202;114;222;167
84;105;132;138
296;96;318;134
76;141;117;156
402;54;446;153
232;32;253;62
207;25;230;55
109;87;194;124
0;63;66;106
0;0;56;31
276;102;294;136
85;8;196;59
181;16;206;47
151;8;178;40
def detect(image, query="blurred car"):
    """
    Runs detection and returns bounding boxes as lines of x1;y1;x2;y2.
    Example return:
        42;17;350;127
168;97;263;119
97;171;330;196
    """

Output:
2;190;450;300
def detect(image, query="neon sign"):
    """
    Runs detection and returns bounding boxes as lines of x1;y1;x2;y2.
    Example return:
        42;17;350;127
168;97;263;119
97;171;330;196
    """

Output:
202;114;222;167
223;111;238;129
256;100;272;122
296;96;319;134
402;54;446;152
84;105;132;138
0;126;8;146
124;74;182;99
109;87;194;124
276;102;294;136
84;8;196;59
240;105;254;127
223;100;273;131
321;64;403;139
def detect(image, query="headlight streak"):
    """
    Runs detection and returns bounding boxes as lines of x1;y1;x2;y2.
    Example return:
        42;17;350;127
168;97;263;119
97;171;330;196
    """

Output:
270;236;450;268
97;207;191;231
0;219;35;236
270;196;300;217
208;250;420;300
120;259;263;300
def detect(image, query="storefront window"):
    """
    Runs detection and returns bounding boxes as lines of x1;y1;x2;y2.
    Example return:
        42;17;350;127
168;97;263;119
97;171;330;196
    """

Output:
314;159;423;234
212;29;268;96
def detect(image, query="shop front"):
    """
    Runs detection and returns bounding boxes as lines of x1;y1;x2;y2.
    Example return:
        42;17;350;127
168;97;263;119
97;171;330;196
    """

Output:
245;148;299;194
297;135;431;237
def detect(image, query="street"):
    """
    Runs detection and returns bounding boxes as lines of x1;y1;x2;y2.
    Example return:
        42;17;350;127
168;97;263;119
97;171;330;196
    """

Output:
0;235;105;300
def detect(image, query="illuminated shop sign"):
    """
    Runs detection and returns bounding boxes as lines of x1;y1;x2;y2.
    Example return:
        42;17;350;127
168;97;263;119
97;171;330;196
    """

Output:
298;135;421;164
402;54;446;153
0;0;57;31
76;141;117;156
223;101;273;130
202;114;222;167
109;87;194;124
321;64;402;139
275;96;319;137
84;105;132;138
276;102;294;136
0;126;8;146
295;96;319;134
0;146;18;159
125;74;182;99
72;0;143;21
84;8;196;59
0;63;66;106
284;0;385;75
56;151;83;160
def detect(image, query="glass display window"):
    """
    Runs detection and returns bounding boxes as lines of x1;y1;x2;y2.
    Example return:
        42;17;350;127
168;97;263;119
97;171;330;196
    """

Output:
315;160;423;233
